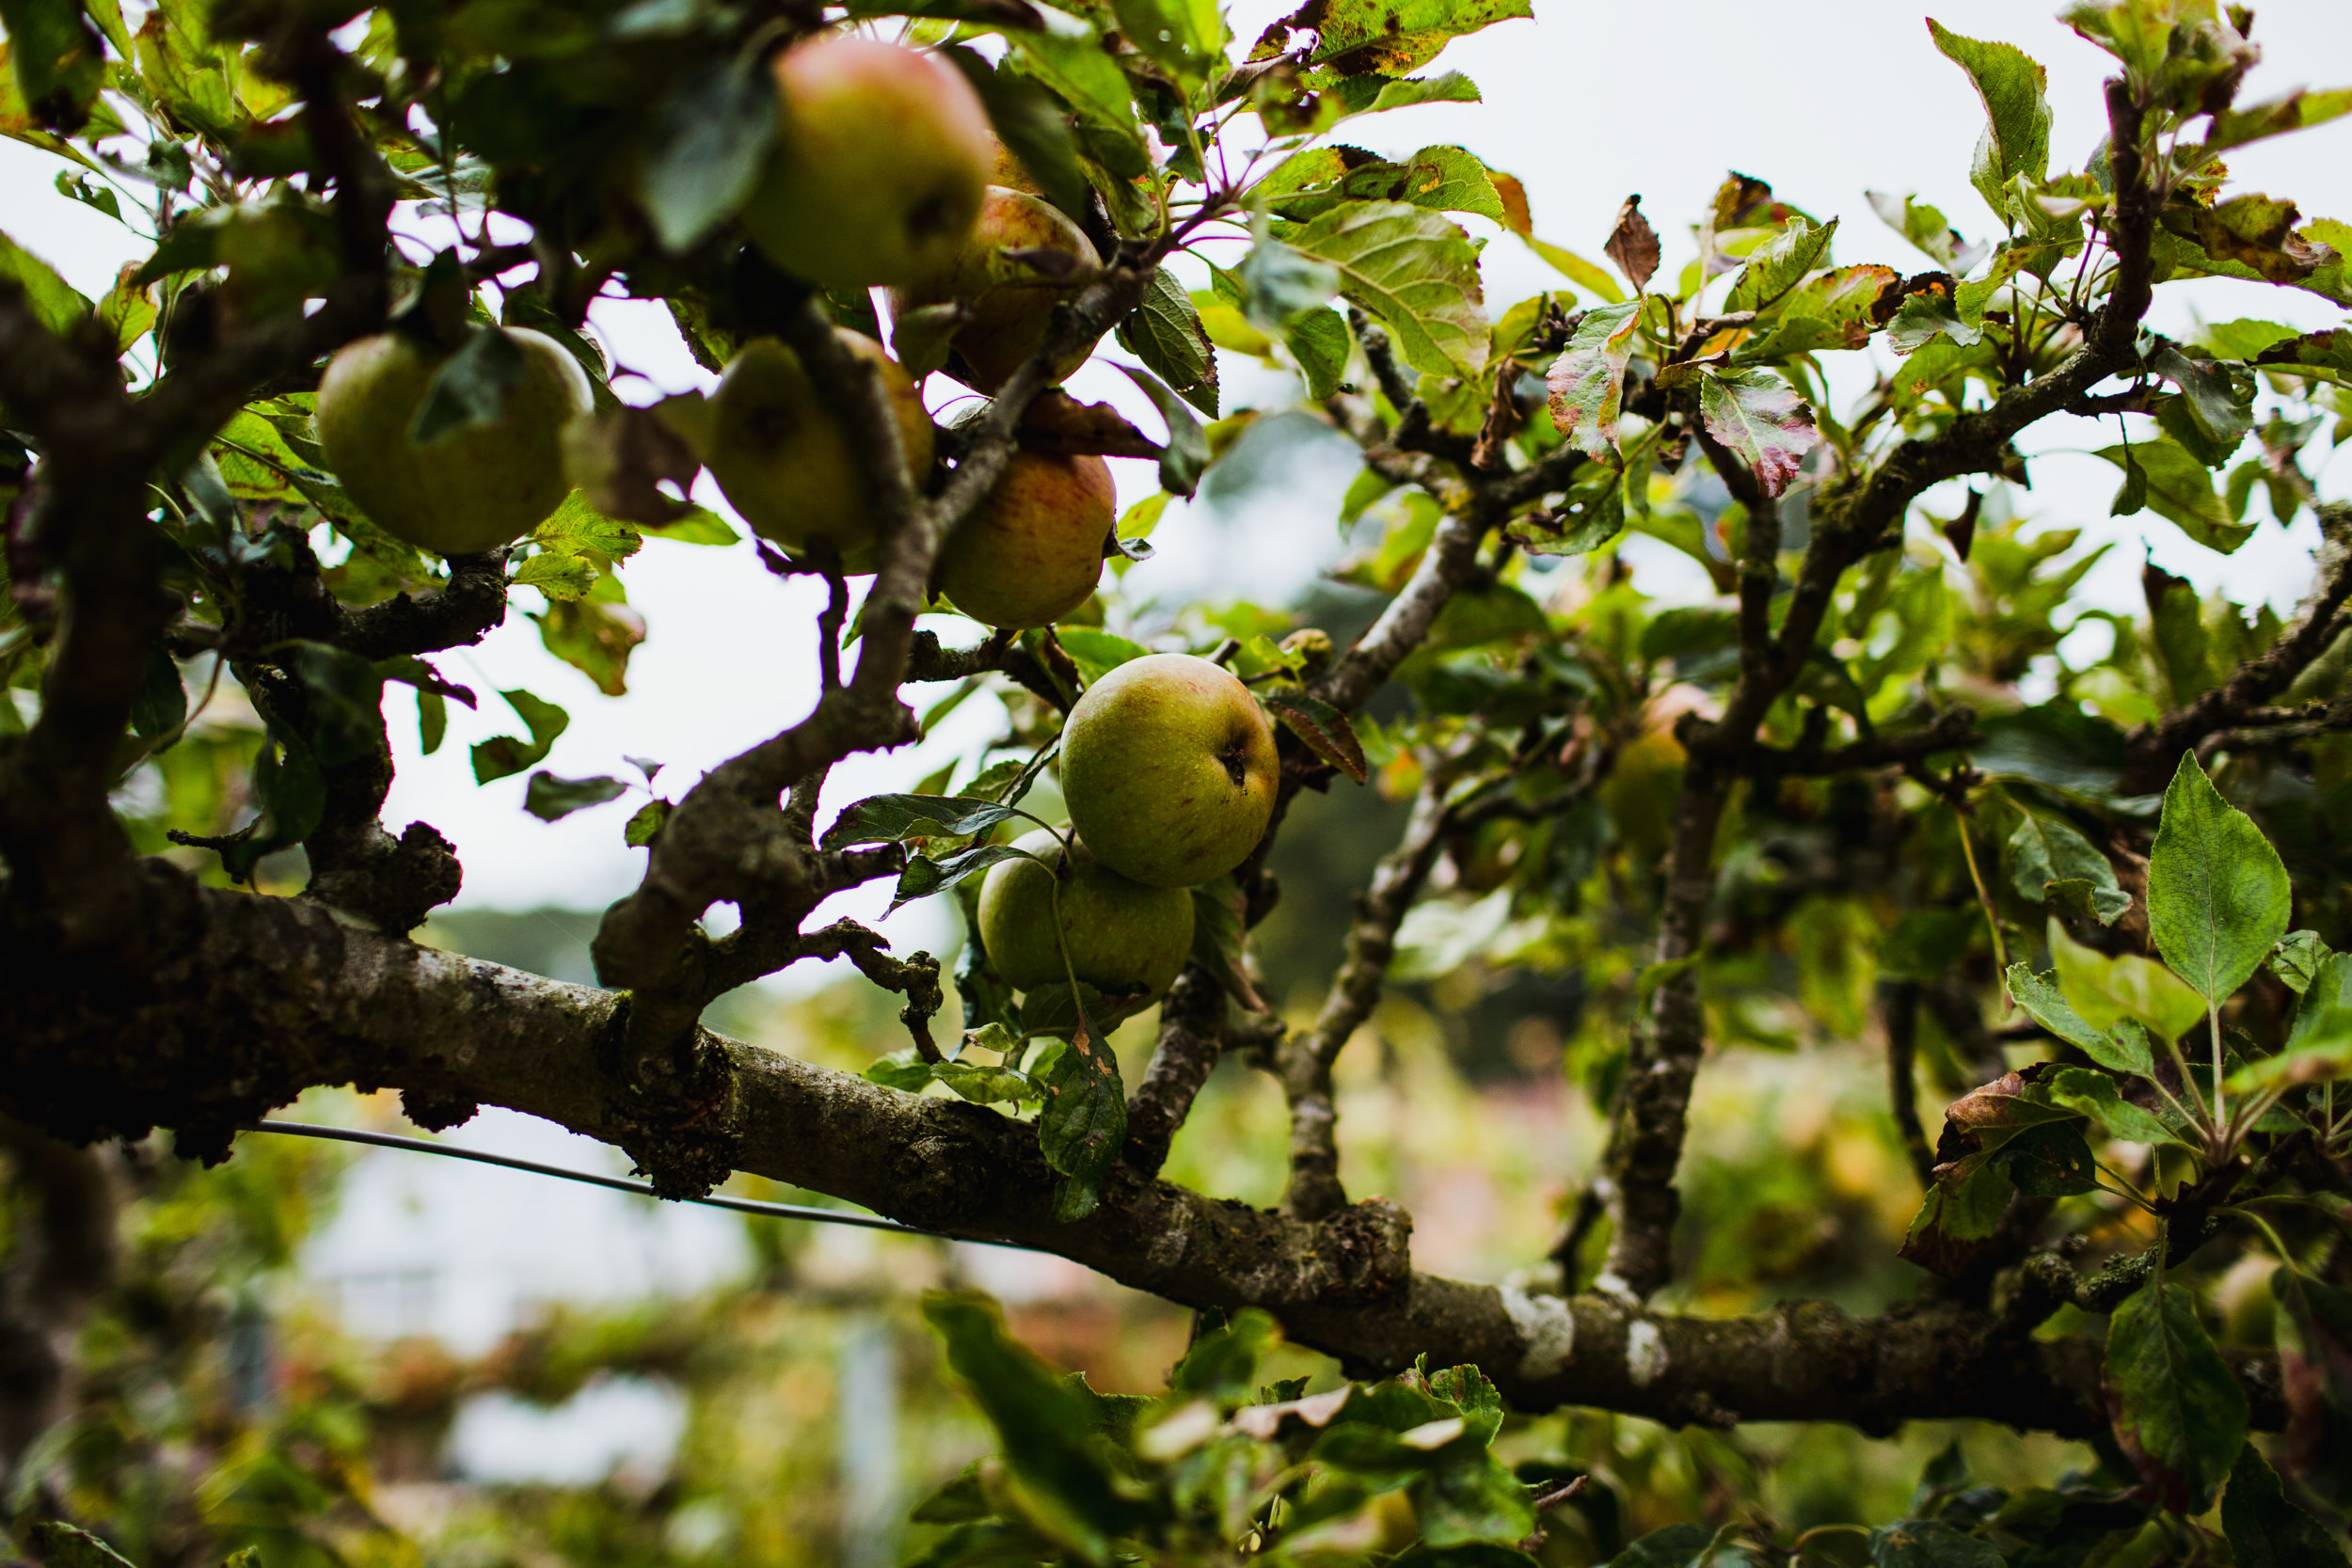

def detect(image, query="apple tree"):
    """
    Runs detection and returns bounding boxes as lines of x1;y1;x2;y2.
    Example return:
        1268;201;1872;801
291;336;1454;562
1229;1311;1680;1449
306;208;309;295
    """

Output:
1;0;2351;1560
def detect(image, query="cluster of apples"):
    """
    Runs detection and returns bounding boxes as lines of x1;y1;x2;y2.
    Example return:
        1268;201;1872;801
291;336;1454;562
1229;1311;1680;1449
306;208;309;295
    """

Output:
314;33;1115;629
978;653;1280;1008
309;32;1279;1013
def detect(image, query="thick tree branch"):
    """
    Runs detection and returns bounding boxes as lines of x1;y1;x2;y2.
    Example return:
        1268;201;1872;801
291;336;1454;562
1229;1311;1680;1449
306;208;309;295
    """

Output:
0;874;2285;1441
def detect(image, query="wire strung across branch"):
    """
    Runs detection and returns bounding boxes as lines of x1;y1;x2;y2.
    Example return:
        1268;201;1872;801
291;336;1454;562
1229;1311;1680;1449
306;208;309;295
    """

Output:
241;1120;1044;1252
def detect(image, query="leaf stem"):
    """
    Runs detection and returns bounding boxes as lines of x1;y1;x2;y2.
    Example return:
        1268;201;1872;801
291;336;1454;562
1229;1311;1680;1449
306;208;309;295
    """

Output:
1952;802;2009;994
2208;1003;2227;1148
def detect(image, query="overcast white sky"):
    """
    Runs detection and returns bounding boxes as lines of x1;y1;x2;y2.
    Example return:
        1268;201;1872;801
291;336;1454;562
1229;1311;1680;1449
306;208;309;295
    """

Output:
3;0;2347;942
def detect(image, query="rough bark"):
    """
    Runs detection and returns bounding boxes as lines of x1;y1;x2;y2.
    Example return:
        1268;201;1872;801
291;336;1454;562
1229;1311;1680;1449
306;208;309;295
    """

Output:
0;875;2283;1439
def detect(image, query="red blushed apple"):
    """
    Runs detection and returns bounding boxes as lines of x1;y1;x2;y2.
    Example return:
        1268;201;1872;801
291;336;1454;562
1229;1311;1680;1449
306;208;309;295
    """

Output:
934;450;1112;628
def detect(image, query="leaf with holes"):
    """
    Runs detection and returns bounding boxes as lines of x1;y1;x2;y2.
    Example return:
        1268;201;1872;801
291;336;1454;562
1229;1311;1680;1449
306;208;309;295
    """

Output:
1261;686;1368;784
1695;367;1818;499
1037;1006;1126;1223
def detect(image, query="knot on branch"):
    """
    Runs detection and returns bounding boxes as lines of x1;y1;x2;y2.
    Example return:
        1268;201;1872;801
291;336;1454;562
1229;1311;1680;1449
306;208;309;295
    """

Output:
305;819;462;933
610;1024;744;1201
1297;1196;1414;1307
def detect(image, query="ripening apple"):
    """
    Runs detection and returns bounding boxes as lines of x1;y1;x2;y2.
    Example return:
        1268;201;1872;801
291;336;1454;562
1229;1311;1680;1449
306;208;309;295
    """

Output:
739;37;993;288
977;829;1195;998
702;330;935;573
315;327;592;557
889;186;1103;393
1061;654;1280;889
935;450;1111;627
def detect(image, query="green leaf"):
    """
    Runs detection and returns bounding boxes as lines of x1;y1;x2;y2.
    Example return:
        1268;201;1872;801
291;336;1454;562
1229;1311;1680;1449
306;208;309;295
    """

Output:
1115;267;1219;418
1107;0;1222;87
1237;235;1340;332
2146;752;2292;1005
533;582;644;696
1887;289;1981;356
941;47;1091;226
130;646;187;740
1037;1006;1124;1222
1867;1518;2004;1568
1285;306;1351;401
1260;685;1368;784
2267;929;2331;994
822;794;1019;849
1695;367;1819;499
412;325;529;446
1990;1119;2099;1196
523;771;628;822
1505;481;1624;558
624;799;670;847
2049;919;2205;1043
0;225;90;333
640;55;775;252
1112;363;1209;497
1926;20;2052;217
640;512;739;549
2105;1275;2249;1514
27;1523;137;1568
1055;626;1150;686
2222;1441;2350;1567
471;689;570;784
2229;952;2352;1094
1287;199;1489;379
1545;300;1641;459
285;641;388;768
2202;87;2352;155
1188;876;1266;1012
892;841;1041;912
2151;343;2255;453
2092;441;2253;553
0;0;104;132
920;1293;1132;1557
2008;811;2129;925
2041;1066;2185;1147
1867;190;1977;268
2006;964;2153;1073
1283;0;1532;78
1524;237;1623;302
1724;215;1837;314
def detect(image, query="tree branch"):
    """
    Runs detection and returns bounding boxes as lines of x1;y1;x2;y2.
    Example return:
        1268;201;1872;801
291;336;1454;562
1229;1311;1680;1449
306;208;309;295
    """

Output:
0;874;2285;1441
1281;776;1453;1221
2119;501;2352;792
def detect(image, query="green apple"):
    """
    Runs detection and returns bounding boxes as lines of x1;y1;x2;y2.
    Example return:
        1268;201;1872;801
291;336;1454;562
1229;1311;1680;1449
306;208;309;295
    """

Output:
740;37;993;288
889;186;1102;393
935;450;1111;628
1061;654;1279;889
703;330;935;573
315;327;592;557
977;829;1195;998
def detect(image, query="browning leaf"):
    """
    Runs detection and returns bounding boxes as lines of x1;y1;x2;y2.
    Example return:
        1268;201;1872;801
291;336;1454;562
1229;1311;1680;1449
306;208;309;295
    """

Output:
1603;194;1661;292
